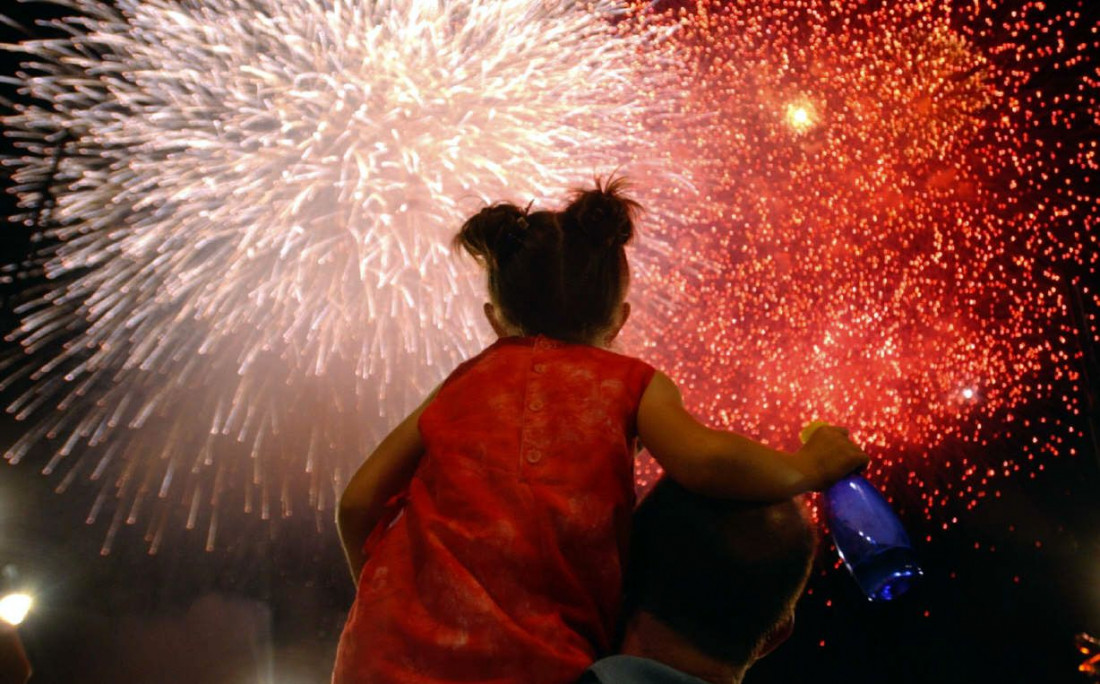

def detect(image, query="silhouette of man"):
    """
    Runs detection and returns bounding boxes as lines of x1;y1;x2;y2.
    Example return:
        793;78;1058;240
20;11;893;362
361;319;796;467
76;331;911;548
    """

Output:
0;623;31;684
580;477;818;684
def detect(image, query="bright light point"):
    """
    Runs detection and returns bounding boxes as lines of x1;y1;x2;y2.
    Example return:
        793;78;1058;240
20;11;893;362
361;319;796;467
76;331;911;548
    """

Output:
785;103;816;132
0;593;33;626
962;388;976;400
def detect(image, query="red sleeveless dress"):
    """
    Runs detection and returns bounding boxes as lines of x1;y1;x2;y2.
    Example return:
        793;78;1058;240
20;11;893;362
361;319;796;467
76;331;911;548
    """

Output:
332;335;656;684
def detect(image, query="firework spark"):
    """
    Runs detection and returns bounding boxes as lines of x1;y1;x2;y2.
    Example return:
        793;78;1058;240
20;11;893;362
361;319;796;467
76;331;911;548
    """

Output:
626;0;1099;526
2;0;1095;552
0;0;684;552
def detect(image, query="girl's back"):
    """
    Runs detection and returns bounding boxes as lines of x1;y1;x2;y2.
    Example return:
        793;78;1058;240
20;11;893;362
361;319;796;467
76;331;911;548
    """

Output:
333;335;654;683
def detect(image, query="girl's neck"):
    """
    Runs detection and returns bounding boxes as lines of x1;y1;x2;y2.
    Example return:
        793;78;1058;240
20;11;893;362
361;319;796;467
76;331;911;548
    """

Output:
498;332;611;350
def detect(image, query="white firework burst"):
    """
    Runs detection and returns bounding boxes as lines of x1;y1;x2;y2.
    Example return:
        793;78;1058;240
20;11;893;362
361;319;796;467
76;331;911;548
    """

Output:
0;0;685;552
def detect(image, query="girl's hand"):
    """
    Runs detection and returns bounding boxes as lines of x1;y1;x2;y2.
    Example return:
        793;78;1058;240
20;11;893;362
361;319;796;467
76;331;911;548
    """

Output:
796;425;869;488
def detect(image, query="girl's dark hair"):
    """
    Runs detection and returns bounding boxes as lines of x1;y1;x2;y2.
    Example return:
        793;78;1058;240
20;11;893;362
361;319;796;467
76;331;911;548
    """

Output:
453;176;641;344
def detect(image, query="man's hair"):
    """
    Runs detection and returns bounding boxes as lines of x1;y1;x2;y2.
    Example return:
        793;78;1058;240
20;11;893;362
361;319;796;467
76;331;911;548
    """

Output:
623;477;818;665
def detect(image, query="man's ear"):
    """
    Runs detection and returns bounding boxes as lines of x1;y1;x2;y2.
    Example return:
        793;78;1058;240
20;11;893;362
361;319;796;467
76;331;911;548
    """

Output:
484;302;511;338
755;613;794;659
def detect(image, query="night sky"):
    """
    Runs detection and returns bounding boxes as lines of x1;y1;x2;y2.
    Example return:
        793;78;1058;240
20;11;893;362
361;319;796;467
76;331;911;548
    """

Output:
2;2;1099;683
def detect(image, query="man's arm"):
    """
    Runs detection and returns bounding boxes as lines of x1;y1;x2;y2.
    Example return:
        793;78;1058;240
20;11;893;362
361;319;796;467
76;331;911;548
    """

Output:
337;388;438;585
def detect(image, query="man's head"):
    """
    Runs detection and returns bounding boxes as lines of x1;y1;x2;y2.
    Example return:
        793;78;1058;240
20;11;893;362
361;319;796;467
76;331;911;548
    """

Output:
621;477;817;678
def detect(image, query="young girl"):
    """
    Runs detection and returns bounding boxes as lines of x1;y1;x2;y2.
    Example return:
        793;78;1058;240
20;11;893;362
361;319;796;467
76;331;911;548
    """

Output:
332;178;867;684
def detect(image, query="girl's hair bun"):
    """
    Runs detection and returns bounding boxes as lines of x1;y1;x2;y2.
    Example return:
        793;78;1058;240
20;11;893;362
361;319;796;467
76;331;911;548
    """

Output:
561;176;642;249
453;202;530;267
452;178;640;344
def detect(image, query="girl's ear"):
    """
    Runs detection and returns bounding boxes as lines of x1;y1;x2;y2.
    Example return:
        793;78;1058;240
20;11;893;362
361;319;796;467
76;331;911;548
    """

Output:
603;302;631;345
484;302;512;338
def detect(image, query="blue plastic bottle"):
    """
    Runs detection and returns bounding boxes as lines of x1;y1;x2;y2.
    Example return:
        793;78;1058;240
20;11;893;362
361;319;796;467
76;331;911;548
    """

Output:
802;422;923;601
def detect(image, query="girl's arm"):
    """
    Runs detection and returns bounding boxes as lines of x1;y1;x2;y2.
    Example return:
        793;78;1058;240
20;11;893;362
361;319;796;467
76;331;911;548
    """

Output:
637;372;868;500
338;388;438;584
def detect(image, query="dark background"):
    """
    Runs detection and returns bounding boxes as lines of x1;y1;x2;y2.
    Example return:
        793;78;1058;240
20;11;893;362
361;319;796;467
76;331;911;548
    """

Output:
1;2;1098;683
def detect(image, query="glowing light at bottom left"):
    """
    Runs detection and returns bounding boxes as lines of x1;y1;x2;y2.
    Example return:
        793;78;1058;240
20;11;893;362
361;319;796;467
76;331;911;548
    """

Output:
0;593;33;626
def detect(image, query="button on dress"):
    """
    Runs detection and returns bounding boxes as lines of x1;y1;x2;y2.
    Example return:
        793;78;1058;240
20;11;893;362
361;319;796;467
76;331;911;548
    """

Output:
333;336;656;684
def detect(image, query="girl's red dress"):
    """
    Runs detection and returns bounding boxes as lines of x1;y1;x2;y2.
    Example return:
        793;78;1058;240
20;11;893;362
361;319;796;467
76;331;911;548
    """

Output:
332;335;656;684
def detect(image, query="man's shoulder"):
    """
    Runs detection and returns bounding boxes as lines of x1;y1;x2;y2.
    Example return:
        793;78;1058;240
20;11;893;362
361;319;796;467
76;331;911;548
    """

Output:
579;655;711;684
